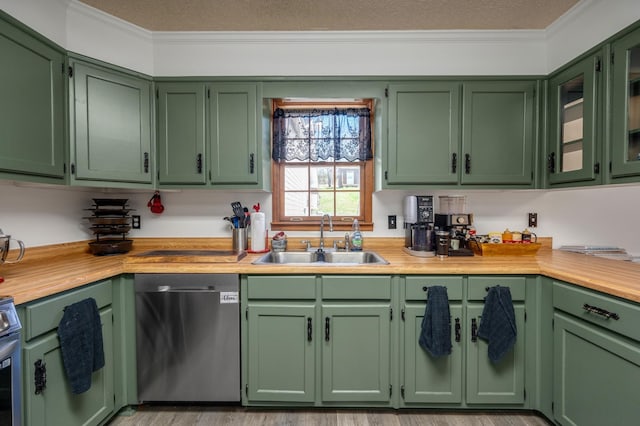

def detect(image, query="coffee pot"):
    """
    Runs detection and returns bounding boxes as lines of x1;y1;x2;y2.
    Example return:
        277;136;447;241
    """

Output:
0;229;25;264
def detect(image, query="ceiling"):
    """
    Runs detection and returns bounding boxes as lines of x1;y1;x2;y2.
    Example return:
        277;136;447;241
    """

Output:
77;0;580;32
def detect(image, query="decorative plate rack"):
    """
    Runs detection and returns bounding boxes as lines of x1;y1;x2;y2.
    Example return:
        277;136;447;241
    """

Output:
84;198;134;255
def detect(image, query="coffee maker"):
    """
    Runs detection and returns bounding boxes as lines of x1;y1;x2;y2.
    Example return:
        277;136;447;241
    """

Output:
433;195;474;256
403;195;435;254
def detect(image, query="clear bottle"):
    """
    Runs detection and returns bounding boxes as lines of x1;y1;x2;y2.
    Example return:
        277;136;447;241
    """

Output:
351;219;363;251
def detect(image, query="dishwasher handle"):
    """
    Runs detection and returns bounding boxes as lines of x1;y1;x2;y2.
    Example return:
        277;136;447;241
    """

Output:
156;285;219;293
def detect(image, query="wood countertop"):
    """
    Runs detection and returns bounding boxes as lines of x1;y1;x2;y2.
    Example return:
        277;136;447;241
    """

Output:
2;237;640;305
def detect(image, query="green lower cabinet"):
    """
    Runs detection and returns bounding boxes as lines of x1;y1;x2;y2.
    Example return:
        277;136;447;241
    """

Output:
466;304;526;404
321;304;391;402
553;312;640;426
402;304;463;403
246;304;316;403
22;308;115;426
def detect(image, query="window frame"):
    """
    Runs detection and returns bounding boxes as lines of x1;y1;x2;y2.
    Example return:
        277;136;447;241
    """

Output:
270;99;374;232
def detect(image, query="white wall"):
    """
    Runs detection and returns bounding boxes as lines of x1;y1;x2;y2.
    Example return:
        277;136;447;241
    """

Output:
2;182;640;256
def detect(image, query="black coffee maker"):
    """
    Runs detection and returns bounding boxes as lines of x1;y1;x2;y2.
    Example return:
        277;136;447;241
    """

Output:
404;195;435;253
434;213;475;256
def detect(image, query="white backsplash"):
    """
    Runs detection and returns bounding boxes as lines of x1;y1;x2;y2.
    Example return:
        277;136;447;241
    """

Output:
2;181;639;256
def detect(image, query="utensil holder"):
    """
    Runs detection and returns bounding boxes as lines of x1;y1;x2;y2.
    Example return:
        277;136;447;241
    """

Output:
232;228;248;252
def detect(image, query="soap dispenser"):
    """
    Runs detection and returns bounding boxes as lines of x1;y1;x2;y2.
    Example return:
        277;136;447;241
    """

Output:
351;219;363;251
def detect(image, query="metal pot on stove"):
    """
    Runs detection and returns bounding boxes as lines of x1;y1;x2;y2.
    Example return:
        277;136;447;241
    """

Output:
0;229;25;264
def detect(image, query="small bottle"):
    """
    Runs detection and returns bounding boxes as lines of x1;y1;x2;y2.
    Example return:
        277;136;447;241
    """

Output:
351;219;363;251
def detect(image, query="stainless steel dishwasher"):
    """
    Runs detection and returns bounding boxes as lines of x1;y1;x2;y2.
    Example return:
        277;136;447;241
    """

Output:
134;274;240;402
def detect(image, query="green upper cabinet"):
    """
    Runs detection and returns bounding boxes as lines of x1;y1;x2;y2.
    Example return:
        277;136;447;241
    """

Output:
156;83;207;185
69;58;153;186
386;82;460;185
460;81;536;186
208;83;260;186
385;80;536;187
546;54;602;186
0;16;65;180
611;26;640;179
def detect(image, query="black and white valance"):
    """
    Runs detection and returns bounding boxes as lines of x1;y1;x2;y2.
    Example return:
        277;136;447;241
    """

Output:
272;107;373;162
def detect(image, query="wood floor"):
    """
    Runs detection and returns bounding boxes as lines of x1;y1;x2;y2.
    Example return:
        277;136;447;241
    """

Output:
107;406;553;426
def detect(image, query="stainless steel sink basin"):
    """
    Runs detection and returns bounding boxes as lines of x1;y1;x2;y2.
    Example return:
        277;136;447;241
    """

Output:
252;250;388;265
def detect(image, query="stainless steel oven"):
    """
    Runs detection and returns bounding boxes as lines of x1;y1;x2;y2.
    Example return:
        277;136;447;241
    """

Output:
0;297;21;426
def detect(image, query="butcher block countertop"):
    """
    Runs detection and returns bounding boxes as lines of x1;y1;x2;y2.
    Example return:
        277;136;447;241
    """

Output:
2;237;640;305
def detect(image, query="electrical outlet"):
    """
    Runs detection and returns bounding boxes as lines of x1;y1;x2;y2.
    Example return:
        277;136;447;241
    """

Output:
132;215;141;229
388;215;397;229
528;212;537;228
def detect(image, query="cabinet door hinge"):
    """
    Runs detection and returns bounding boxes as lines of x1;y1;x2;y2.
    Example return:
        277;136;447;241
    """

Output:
390;308;393;321
609;161;612;173
207;88;211;98
610;52;615;65
384;170;388;180
61;63;65;75
594;162;600;174
245;383;248;396
551;401;554;414
156;88;159;99
385;87;389;97
524;388;527;400
401;308;405;321
400;385;405;399
245;307;249;320
389;384;392;397
595;57;602;72
68;65;73;78
524;310;527;322
71;163;76;175
552;317;554;329
63;163;67;174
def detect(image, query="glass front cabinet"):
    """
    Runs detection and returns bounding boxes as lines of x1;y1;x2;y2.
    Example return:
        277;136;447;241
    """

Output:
611;26;640;179
547;53;601;186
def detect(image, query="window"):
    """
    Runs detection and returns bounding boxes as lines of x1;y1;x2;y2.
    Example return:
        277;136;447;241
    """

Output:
271;99;374;231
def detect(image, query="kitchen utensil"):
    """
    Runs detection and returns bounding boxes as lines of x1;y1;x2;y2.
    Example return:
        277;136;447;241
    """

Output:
231;201;244;224
0;229;25;264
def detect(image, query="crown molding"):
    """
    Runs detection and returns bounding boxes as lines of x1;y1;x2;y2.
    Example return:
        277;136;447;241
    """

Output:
67;0;152;41
151;29;546;45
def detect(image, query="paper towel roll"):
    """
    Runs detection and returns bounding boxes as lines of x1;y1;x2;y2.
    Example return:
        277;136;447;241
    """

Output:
250;212;266;251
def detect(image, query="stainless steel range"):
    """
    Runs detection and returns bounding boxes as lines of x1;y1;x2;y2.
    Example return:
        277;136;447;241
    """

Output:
0;297;22;426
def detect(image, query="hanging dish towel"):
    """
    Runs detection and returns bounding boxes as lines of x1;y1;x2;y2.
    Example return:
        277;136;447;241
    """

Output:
57;297;105;394
419;286;452;357
477;285;517;363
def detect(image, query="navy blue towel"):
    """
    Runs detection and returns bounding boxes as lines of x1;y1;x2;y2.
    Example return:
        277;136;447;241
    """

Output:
57;297;105;394
477;286;517;363
419;286;452;357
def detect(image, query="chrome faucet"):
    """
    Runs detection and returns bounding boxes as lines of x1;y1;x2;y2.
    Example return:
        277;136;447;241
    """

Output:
319;214;333;250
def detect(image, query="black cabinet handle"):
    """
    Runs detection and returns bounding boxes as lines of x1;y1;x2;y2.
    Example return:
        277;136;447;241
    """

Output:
455;317;461;342
307;318;313;341
547;152;556;173
471;318;478;342
451;153;457;173
196;153;203;174
143;152;149;173
464;153;471;174
249;153;255;174
583;303;620;320
34;359;47;395
325;317;330;341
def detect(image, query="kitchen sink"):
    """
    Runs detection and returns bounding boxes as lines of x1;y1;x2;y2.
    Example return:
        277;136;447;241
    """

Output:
252;250;388;265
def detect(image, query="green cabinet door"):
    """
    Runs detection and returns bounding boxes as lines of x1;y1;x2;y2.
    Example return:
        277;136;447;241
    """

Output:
70;59;152;185
208;83;260;186
386;83;460;185
466;304;526;404
402;304;463;403
157;83;207;185
547;54;601;185
246;304;316;403
611;27;640;179
461;81;535;185
22;308;114;426
553;312;640;426
321;304;391;402
0;17;64;179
